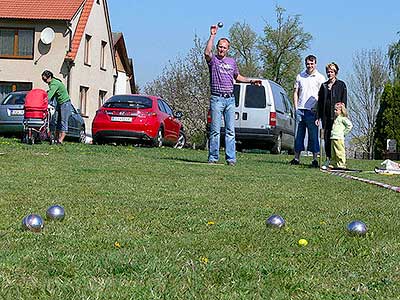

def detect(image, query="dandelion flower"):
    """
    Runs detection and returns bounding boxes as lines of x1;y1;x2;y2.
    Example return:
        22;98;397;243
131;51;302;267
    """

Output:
207;221;215;226
114;241;121;248
200;256;209;264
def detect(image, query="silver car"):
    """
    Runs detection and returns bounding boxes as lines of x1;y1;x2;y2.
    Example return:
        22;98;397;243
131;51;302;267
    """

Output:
0;91;86;142
0;91;26;134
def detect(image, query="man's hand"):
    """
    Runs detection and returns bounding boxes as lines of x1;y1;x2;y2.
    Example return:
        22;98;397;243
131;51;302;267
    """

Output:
250;80;262;86
210;25;218;36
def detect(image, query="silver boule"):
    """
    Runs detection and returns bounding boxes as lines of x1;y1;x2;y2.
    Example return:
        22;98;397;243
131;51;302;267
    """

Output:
347;220;367;235
217;22;224;28
266;214;285;228
24;214;44;233
46;205;65;221
21;216;29;230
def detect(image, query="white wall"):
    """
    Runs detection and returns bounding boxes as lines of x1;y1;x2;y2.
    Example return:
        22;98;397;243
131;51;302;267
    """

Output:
69;0;116;133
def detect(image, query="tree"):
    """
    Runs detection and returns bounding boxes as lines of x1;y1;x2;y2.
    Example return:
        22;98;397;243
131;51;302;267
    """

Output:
374;83;400;158
348;49;389;159
388;32;400;81
228;21;261;77
258;6;312;93
144;36;210;146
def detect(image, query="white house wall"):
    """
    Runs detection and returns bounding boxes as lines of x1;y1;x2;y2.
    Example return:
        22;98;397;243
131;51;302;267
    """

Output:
69;0;115;133
115;71;129;95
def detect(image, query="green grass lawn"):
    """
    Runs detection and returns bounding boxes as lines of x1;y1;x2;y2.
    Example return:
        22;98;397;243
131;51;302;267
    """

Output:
0;137;399;299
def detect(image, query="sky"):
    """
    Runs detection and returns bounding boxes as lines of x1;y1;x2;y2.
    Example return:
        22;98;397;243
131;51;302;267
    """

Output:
108;0;400;88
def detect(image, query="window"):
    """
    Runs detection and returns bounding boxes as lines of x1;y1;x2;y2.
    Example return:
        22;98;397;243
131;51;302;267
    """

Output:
244;85;266;108
161;100;174;116
100;41;107;70
98;90;107;108
84;34;91;65
158;99;166;113
0;81;32;101
270;86;285;113
2;92;25;105
96;0;100;4
104;95;152;109
0;28;34;59
79;86;89;116
233;84;240;107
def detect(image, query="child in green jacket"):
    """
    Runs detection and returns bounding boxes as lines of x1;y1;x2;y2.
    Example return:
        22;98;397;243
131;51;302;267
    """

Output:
330;103;352;168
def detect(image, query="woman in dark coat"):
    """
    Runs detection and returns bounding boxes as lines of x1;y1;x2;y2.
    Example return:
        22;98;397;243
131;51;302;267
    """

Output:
317;62;348;164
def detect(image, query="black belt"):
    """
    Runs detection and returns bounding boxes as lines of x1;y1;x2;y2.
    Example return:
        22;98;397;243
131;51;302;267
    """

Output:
211;92;234;98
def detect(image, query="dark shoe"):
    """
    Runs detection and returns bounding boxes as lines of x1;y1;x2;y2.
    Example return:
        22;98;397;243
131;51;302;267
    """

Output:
311;160;319;168
208;160;217;164
227;161;236;166
289;158;300;165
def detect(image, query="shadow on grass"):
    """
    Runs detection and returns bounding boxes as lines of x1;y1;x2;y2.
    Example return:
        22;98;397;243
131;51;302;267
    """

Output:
161;157;225;166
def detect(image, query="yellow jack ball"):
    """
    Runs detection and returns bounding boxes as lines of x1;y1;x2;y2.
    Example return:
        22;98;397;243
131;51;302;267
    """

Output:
298;239;308;246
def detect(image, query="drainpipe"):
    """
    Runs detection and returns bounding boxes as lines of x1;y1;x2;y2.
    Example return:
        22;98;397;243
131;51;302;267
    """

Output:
66;22;73;94
66;61;73;94
66;22;73;52
113;73;117;95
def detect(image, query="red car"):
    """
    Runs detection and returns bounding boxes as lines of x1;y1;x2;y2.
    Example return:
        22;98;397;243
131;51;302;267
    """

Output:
92;94;186;148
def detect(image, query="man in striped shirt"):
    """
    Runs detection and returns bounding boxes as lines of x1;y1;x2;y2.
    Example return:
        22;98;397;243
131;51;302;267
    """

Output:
205;24;259;166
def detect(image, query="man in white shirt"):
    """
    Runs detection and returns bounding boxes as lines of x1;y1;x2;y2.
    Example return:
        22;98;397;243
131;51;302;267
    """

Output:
290;55;325;167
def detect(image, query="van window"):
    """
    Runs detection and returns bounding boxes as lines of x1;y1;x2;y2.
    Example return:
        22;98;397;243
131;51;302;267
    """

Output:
281;92;293;114
270;84;285;113
244;85;266;108
233;85;240;107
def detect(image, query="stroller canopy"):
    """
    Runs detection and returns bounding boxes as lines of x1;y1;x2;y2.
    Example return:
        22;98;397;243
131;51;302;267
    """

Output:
25;89;48;111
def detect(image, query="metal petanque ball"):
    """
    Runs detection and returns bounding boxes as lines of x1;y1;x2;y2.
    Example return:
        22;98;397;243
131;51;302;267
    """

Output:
347;220;367;235
217;22;224;28
23;214;44;233
21;216;28;230
266;214;285;228
46;205;65;221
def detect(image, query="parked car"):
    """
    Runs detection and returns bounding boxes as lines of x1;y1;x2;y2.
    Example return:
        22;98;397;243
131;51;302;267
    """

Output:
206;79;295;154
0;91;86;142
92;94;186;148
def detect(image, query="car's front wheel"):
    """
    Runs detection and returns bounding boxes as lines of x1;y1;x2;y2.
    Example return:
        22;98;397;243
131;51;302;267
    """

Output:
78;127;86;143
174;130;186;149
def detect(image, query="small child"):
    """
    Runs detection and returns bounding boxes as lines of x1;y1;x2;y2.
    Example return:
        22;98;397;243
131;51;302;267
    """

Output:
330;103;353;169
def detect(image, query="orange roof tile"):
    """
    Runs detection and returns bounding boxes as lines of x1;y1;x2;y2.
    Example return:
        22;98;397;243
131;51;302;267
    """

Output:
65;0;94;61
0;0;85;20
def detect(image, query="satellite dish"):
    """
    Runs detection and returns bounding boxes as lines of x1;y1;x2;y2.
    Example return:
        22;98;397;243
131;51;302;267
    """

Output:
40;27;55;45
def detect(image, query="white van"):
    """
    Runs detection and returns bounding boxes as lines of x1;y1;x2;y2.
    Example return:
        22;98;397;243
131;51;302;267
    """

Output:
207;79;295;154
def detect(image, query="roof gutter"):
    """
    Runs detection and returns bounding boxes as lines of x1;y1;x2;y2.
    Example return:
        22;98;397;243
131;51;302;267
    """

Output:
66;21;73;52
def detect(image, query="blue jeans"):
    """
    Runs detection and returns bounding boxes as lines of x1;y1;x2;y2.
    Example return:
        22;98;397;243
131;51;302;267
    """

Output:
294;109;319;154
208;95;236;163
56;100;71;132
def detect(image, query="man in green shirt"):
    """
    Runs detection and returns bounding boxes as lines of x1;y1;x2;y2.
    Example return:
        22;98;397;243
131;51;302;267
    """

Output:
41;70;72;144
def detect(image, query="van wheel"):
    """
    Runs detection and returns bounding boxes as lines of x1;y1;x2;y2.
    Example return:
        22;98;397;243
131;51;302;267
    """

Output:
271;134;282;154
236;142;245;152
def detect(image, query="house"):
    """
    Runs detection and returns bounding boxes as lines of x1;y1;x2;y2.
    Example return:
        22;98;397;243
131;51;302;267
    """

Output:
0;0;123;132
113;32;136;96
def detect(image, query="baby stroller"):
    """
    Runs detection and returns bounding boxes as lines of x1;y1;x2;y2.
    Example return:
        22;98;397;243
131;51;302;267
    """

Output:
23;89;55;144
